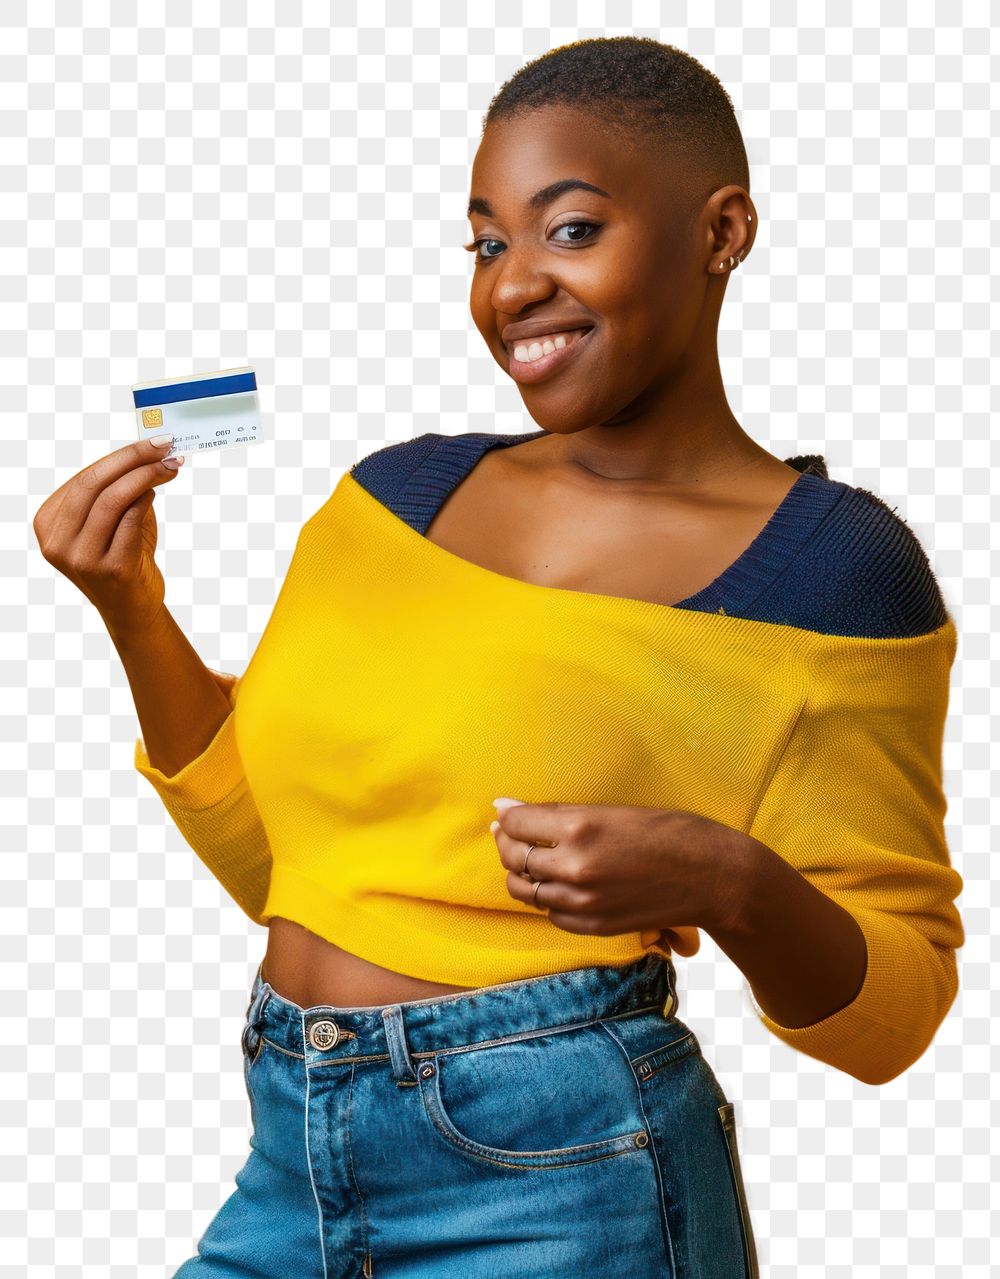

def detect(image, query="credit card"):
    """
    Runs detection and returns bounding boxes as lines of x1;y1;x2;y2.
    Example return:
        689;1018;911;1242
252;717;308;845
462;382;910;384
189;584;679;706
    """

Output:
131;366;264;458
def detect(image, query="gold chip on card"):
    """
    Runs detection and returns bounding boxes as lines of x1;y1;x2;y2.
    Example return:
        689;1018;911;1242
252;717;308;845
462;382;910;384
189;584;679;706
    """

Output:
142;408;163;427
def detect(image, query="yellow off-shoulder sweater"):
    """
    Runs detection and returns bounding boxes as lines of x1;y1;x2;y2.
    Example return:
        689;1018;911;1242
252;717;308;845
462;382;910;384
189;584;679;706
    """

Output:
134;458;964;1086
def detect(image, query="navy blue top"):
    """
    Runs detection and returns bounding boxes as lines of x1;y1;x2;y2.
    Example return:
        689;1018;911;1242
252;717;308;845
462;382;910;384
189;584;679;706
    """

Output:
350;430;950;641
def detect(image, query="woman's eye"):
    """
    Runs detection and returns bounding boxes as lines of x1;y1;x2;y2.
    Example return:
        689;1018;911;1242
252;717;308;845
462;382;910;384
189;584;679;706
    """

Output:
463;238;504;261
462;221;601;263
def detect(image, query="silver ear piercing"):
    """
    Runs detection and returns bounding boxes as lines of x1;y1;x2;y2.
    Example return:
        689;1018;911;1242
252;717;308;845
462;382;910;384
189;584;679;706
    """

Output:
716;216;751;272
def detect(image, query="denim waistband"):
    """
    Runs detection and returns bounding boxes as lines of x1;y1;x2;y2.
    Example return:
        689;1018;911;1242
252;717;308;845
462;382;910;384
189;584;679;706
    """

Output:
243;953;678;1076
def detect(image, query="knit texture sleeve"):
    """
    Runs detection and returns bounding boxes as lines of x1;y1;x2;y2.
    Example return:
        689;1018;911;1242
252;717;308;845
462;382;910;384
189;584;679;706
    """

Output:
745;619;964;1085
133;669;271;926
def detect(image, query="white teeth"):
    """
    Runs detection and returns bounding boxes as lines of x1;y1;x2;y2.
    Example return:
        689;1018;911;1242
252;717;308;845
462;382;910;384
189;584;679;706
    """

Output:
512;331;578;363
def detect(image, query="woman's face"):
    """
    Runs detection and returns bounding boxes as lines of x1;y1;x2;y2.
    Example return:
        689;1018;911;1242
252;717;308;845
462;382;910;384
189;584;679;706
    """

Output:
465;105;737;435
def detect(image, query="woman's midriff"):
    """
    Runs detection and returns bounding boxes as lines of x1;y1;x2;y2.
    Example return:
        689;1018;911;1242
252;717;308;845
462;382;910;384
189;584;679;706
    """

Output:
262;916;479;1008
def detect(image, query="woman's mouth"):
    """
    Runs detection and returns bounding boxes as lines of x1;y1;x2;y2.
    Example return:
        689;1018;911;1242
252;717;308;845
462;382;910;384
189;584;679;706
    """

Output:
505;326;595;385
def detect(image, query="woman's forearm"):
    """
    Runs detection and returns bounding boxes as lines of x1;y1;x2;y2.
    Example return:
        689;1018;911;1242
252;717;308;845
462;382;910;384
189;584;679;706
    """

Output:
706;833;869;1030
106;604;234;779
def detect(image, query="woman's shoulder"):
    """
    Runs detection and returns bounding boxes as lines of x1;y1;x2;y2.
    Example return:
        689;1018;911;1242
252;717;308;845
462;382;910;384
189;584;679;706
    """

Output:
349;432;445;503
761;467;952;640
348;431;536;534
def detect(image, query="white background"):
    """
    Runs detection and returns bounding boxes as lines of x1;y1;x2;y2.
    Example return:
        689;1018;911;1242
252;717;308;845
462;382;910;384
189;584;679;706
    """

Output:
6;5;994;1276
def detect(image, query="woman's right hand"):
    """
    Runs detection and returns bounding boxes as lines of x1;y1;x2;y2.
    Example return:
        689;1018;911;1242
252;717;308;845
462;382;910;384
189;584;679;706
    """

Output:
32;437;184;637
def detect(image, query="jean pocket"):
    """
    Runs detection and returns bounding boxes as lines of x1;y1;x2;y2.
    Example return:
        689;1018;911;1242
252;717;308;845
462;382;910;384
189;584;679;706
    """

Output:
598;1008;701;1083
415;1021;650;1170
717;1101;760;1279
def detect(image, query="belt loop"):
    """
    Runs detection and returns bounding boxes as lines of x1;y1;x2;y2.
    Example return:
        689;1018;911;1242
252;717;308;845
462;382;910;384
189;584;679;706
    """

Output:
246;977;270;1029
381;1005;418;1084
663;952;679;1018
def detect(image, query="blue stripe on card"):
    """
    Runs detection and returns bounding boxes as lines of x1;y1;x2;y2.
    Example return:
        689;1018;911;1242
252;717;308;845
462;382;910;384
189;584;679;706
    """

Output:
133;370;257;409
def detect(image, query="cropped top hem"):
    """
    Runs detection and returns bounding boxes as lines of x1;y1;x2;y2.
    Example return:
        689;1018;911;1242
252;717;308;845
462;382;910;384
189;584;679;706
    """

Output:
262;861;676;988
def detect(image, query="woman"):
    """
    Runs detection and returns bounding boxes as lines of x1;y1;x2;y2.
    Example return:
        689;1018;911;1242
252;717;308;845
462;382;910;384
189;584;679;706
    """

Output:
33;38;963;1279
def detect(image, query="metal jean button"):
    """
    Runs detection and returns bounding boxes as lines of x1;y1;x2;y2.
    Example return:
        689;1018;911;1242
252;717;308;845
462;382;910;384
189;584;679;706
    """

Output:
309;1019;341;1051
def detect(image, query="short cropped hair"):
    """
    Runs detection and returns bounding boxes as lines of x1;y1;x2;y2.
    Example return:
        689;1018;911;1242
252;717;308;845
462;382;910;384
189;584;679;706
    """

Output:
483;37;750;204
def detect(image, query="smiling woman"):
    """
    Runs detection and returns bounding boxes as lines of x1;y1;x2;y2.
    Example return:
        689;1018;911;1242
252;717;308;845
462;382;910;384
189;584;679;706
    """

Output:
460;76;759;455
103;34;964;1279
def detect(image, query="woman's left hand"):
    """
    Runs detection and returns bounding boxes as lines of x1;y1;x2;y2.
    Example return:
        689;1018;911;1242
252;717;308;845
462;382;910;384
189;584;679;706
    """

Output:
490;798;751;939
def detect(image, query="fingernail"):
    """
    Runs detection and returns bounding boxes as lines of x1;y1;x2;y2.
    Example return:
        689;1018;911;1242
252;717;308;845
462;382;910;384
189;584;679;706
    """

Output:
489;820;500;835
162;454;185;469
150;434;174;447
492;797;525;809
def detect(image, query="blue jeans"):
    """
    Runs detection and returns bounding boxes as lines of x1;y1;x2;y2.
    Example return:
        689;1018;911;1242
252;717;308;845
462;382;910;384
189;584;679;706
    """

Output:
172;953;759;1278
